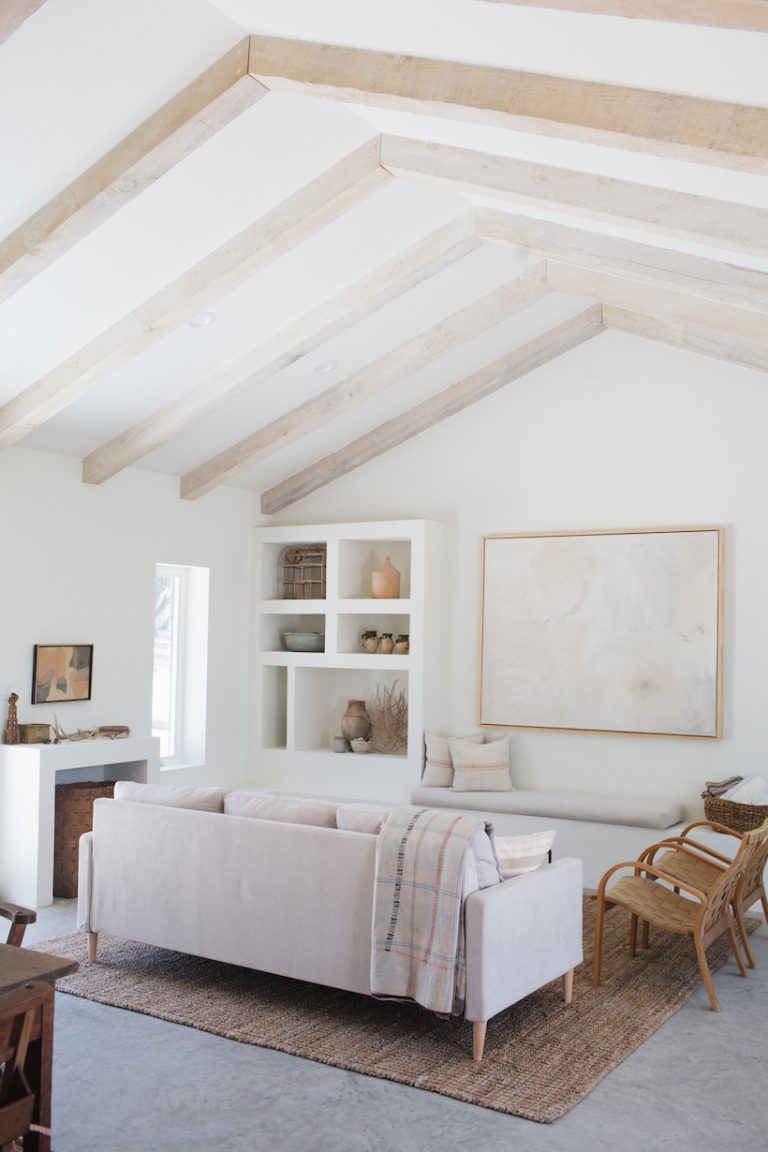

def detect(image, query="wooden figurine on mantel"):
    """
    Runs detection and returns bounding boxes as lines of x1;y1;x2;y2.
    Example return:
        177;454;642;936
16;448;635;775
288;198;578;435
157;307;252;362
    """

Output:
3;692;19;744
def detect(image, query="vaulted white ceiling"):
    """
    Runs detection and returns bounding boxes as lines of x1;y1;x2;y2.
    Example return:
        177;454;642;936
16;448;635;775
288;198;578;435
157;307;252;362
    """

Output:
2;0;767;512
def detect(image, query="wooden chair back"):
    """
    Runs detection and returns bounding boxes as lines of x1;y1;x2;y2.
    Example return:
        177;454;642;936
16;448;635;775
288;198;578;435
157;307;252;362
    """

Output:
0;980;52;1152
701;818;768;937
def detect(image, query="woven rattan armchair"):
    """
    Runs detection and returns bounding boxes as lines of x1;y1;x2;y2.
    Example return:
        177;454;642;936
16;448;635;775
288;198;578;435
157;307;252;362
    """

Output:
637;817;768;969
593;820;768;1011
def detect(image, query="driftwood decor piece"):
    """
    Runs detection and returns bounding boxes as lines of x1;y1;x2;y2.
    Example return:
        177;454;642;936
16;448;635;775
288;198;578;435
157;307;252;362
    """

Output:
367;680;408;755
51;715;131;744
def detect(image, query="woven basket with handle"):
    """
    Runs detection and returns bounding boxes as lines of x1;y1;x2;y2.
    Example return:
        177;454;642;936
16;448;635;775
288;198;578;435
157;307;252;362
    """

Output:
703;794;768;834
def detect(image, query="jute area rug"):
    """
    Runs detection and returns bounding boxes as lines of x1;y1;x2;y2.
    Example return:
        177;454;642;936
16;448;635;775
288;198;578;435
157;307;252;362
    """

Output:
35;899;748;1124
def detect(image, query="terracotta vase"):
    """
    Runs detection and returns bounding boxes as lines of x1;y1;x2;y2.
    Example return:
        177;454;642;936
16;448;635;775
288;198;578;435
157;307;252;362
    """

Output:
341;700;372;741
372;556;401;599
377;633;394;654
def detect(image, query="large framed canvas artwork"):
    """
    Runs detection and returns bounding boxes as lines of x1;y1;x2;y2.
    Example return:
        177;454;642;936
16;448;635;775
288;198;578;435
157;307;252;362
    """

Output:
479;527;723;738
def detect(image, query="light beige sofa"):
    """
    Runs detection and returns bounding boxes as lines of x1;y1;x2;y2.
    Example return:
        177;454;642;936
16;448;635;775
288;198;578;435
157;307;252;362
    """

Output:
77;785;584;1060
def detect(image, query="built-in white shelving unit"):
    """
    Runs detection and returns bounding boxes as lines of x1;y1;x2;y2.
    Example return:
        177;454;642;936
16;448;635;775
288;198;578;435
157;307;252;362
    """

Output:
252;520;440;802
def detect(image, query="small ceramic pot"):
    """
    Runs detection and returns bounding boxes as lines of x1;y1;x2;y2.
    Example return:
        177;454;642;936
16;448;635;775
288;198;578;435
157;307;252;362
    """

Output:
350;737;372;753
361;630;378;653
394;634;409;654
378;633;394;654
332;736;350;753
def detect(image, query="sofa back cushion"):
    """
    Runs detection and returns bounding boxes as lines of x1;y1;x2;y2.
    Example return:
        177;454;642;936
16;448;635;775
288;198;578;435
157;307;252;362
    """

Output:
113;781;227;812
336;803;394;834
224;792;339;828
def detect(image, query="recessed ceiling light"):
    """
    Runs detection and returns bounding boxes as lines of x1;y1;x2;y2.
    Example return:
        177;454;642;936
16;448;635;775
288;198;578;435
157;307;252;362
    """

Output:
188;312;217;329
311;360;338;375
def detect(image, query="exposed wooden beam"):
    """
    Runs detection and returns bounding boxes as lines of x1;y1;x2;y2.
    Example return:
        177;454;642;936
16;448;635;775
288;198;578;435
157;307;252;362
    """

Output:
248;34;768;174
82;213;479;484
546;260;768;340
0;137;388;452
382;136;768;259
0;40;266;304
603;306;768;372
473;1;768;32
181;262;548;499
475;208;768;306
0;0;45;44
261;305;604;514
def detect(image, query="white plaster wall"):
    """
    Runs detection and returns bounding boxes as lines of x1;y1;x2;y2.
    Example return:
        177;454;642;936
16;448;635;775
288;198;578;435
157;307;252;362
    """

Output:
269;331;768;818
0;448;256;788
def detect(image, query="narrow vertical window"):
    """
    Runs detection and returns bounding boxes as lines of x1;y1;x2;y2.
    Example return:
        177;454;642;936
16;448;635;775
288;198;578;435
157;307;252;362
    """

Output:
152;563;209;767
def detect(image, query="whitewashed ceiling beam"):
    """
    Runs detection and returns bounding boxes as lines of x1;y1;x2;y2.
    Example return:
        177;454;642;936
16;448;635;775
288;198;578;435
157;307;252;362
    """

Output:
0;0;46;44
180;262;548;499
476;209;768;305
472;0;768;32
603;306;768;372
0;137;388;452
248;34;768;174
82;212;480;485
382;136;768;258
261;304;604;515
546;260;768;340
0;40;267;304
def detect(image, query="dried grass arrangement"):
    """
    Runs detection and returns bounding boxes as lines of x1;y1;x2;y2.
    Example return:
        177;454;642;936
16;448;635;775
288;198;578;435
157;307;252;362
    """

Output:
367;680;408;755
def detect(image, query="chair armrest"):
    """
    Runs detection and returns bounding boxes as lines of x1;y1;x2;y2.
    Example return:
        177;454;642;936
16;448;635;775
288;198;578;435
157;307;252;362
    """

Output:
682;819;743;841
0;901;36;946
464;858;583;1023
641;836;730;867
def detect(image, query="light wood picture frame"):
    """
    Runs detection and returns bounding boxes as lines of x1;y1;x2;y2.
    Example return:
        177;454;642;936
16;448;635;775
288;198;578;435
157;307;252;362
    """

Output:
479;526;723;738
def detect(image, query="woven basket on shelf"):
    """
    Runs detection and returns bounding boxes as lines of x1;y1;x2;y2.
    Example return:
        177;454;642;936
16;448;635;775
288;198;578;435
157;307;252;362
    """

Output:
53;780;116;898
703;794;768;834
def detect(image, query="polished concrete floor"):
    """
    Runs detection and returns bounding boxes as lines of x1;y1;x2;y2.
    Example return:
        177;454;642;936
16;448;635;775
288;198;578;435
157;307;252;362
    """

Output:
24;901;768;1152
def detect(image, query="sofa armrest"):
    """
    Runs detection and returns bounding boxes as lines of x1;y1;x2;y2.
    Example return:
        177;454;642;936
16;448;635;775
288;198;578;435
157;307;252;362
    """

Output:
77;832;94;932
463;857;583;1023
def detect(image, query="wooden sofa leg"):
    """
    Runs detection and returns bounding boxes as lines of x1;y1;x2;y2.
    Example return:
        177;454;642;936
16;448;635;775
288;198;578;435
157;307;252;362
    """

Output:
88;931;98;963
473;1021;487;1062
563;968;574;1004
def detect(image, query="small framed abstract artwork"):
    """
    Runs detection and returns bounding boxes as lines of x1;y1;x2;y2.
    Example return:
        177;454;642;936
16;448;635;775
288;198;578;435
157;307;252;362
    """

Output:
479;526;723;738
32;644;94;704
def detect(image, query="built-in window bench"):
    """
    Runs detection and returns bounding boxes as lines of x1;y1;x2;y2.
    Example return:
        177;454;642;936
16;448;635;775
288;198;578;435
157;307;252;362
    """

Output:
410;786;688;889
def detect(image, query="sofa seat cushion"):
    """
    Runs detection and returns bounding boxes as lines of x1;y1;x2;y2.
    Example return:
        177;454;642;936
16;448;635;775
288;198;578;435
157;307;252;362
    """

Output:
410;786;684;829
113;781;228;812
224;791;339;828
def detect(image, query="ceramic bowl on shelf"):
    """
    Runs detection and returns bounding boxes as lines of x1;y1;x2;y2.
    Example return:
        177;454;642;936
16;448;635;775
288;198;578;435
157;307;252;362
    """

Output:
281;631;325;653
350;737;372;753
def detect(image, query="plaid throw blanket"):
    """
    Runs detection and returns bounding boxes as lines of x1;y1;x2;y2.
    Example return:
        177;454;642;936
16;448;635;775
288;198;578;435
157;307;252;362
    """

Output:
370;806;490;1015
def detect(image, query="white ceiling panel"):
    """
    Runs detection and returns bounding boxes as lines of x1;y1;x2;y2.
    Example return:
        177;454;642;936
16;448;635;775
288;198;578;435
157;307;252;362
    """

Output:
2;0;765;509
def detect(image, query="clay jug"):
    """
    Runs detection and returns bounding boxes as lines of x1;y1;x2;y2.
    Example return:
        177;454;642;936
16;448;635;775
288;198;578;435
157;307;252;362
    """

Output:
372;556;400;599
341;700;372;741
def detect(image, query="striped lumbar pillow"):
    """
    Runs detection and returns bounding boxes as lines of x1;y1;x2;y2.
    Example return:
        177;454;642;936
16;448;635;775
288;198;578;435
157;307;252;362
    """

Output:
421;731;484;787
449;737;513;792
495;830;556;877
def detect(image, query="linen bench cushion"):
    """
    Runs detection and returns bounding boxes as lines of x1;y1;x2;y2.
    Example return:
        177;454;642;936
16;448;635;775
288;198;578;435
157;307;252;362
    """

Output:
410;786;684;830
